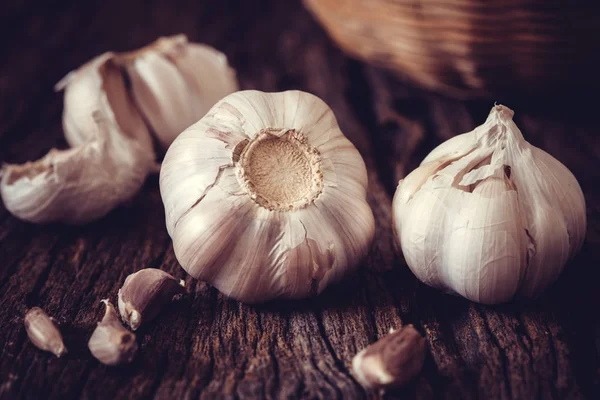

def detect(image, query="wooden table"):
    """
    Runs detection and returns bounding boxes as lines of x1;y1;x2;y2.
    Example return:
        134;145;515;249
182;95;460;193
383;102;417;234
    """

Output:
1;1;598;399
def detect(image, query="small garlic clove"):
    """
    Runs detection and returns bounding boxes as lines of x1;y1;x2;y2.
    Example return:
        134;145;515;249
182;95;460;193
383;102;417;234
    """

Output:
0;113;155;224
88;300;138;366
24;307;67;358
352;325;426;390
117;269;186;330
122;34;238;149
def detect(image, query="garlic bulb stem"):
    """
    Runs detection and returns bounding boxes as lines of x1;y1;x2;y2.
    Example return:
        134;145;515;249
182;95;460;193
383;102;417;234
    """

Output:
235;129;324;211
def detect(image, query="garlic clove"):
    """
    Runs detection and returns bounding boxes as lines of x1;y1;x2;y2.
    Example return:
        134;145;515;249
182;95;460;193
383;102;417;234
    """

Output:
529;147;587;258
443;173;528;303
57;53;155;155
117;269;186;330
0;113;154;224
167;42;239;120
160;120;248;238
125;51;197;149
89;300;138;365
392;105;586;303
122;35;238;149
352;325;426;390
24;307;67;357
161;90;375;303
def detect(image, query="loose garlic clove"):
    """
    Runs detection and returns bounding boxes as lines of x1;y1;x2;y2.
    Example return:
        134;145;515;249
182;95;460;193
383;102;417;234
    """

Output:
352;325;426;390
120;34;239;149
160;90;375;303
0;113;155;224
24;307;67;357
88;300;138;365
117;269;186;331
56;53;156;154
393;105;586;304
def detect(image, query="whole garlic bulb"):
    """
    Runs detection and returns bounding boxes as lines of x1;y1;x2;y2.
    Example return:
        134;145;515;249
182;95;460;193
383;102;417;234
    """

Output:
393;105;586;304
160;90;375;303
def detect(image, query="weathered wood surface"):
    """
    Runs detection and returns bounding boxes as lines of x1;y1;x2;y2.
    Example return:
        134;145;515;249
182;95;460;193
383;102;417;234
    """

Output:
0;1;599;399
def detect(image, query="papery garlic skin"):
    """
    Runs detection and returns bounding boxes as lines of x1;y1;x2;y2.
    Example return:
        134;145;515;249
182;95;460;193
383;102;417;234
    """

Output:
393;105;586;304
160;90;375;303
0;113;154;224
122;34;239;149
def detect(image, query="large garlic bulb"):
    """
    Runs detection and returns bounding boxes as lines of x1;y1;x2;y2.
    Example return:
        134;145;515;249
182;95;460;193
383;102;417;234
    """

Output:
160;90;375;303
392;105;586;304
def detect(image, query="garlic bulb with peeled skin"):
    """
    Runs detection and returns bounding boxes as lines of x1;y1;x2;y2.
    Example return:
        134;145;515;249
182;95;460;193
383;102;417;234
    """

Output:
160;90;375;303
393;105;586;304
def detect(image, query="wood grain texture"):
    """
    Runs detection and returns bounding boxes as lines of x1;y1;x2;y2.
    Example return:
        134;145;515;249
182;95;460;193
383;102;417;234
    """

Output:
0;1;598;399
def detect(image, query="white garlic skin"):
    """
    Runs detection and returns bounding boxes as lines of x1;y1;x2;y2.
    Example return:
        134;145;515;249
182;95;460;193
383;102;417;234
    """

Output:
24;307;67;358
160;90;375;303
393;105;586;304
89;300;138;365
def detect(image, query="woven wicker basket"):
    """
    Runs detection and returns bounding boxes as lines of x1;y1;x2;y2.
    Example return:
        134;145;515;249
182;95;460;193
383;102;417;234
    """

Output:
305;0;599;98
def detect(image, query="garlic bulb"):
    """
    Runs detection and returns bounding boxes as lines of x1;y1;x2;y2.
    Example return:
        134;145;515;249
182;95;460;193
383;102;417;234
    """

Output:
160;90;375;303
393;105;586;304
89;300;138;365
1;34;237;225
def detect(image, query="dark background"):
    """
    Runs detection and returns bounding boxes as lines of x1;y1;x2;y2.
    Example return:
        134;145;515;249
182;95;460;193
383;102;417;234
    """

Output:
0;1;599;399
